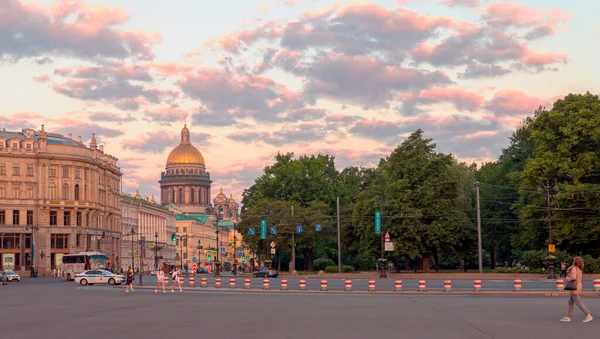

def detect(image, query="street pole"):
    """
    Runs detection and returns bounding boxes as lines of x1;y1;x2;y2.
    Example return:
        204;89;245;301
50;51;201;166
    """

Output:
130;228;134;272
476;181;483;274
337;197;342;273
154;232;158;269
379;200;386;278
139;236;144;286
539;179;558;279
290;205;295;272
179;236;183;269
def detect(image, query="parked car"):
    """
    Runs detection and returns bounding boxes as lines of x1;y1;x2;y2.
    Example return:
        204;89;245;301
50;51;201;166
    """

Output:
2;270;20;282
253;267;278;278
150;269;159;276
197;267;208;274
75;270;125;286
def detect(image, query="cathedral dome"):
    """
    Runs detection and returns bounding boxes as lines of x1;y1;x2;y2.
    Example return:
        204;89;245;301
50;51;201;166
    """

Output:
166;124;205;165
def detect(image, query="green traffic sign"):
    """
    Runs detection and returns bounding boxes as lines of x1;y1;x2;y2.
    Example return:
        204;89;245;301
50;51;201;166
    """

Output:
260;219;267;240
375;210;381;234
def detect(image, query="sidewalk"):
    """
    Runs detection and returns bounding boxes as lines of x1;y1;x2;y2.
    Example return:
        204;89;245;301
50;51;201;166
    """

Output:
278;272;600;280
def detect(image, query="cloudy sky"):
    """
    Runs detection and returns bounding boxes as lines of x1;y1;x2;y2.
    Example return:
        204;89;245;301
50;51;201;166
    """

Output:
1;0;597;203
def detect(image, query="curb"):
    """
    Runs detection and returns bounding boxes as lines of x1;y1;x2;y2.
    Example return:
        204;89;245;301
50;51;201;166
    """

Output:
113;286;600;297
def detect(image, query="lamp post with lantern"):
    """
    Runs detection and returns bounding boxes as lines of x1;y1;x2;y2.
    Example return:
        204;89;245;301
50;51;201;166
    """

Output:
538;178;559;279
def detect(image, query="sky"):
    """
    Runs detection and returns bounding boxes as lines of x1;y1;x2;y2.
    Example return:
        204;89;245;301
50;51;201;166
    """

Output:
1;0;598;204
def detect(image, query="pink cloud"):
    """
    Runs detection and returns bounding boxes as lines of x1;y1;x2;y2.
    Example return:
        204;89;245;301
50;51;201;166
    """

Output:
402;87;485;114
442;0;480;7
458;130;499;139
0;0;161;61
205;21;283;54
33;74;51;82
484;90;550;121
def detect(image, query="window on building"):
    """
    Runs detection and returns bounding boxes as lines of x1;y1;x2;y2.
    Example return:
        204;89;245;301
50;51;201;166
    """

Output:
0;210;5;225
12;210;19;225
84;168;88;180
49;166;56;177
76;212;82;226
12;142;17;149
26;164;33;176
85;214;89;227
84;185;87;200
64;211;71;226
0;186;5;198
62;166;69;178
179;188;183;202
183;227;187;233
76;234;81;247
75;168;80;179
183;253;188;259
190;188;195;204
26;143;31;150
74;184;80;200
1;233;20;250
27;186;33;199
12;165;20;176
51;234;69;249
0;164;5;175
62;183;69;200
26;210;33;225
50;211;57;225
49;183;56;199
12;185;19;199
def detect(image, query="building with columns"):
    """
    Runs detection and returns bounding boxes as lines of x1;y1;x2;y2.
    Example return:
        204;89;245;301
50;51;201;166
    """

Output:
0;126;121;275
120;191;177;272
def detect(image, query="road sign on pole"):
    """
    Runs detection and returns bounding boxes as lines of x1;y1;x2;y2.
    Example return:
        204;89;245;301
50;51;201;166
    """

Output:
270;227;276;235
260;220;267;239
315;224;321;231
297;225;303;233
192;257;197;263
271;248;276;255
375;211;381;234
270;241;276;248
220;247;225;253
249;228;255;235
385;232;390;241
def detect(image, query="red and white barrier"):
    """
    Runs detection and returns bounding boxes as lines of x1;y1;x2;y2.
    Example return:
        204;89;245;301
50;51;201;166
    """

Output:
229;278;236;289
556;279;564;292
593;279;600;292
444;280;452;292
418;280;426;292
281;280;288;290
263;279;270;290
513;279;522;292
320;280;328;291
368;280;376;292
244;279;251;289
189;277;195;287
201;277;207;288
215;278;222;288
473;280;482;292
163;276;169;283
395;280;403;292
344;280;352;291
178;277;184;284
299;280;306;291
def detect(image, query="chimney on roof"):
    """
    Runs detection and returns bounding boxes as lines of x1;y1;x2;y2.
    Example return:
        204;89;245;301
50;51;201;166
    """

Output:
99;145;104;152
77;136;82;143
67;134;72;139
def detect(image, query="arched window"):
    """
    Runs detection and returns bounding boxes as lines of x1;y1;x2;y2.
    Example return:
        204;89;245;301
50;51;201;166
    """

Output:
195;169;198;174
229;211;233;218
171;189;175;203
185;169;188;174
62;183;69;200
190;188;195;204
74;184;80;200
176;169;179;175
49;183;56;199
179;188;184;203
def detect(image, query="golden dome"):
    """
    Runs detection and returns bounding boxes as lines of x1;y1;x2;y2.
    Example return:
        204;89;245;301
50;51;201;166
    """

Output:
228;193;236;203
215;187;227;201
166;124;205;165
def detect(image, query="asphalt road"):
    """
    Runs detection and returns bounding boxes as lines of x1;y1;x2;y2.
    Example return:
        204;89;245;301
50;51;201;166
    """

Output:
2;280;599;339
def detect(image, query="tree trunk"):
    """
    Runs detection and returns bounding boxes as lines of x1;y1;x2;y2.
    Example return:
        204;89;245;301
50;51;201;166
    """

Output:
423;256;430;273
405;257;411;272
277;254;281;271
433;253;440;273
306;251;314;271
463;257;468;272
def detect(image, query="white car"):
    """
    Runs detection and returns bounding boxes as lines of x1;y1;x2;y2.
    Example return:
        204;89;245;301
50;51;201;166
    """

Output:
2;271;20;282
74;269;125;286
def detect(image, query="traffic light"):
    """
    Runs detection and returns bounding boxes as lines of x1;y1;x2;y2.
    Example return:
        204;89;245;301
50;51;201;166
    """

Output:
171;233;176;242
208;255;211;262
242;256;245;262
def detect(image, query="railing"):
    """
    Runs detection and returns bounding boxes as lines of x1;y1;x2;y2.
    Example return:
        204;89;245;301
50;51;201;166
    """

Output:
160;172;211;179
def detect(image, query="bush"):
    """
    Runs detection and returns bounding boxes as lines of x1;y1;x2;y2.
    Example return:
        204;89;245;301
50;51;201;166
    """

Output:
493;267;545;274
324;265;355;273
313;258;336;271
583;255;600;274
341;265;355;273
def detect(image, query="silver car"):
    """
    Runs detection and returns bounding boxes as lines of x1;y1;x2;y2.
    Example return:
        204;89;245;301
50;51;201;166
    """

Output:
75;269;125;286
2;271;20;282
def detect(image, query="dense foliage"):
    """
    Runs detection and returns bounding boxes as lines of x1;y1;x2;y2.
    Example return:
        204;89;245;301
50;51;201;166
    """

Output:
238;93;600;273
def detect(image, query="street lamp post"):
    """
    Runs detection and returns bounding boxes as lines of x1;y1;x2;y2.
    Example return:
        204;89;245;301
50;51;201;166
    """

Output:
232;235;237;275
130;228;135;271
538;178;559;279
374;197;389;279
205;206;222;276
154;232;158;269
25;225;39;277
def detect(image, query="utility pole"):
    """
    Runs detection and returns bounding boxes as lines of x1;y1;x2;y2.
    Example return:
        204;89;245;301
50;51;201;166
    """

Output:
476;181;483;273
337;197;342;273
290;206;295;273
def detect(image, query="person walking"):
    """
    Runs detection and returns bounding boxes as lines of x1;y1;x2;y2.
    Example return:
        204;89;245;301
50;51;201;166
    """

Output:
155;267;166;293
560;262;567;278
171;268;183;293
561;257;593;323
125;266;135;293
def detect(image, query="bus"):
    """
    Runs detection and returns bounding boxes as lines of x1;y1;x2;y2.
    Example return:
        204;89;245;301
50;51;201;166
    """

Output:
61;252;108;281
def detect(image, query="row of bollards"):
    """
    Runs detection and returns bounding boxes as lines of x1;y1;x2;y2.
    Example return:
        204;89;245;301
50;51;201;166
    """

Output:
174;277;600;292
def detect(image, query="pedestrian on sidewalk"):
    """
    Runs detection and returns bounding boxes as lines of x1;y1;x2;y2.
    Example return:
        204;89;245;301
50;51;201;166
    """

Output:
171;268;183;293
560;262;567;278
125;266;135;293
155;267;166;293
561;257;593;323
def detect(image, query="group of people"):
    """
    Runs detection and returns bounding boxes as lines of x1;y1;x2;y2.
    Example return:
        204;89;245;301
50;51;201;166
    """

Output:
123;266;183;293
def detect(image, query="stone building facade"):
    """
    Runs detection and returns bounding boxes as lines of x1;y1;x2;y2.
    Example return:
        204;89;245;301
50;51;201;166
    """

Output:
0;126;121;275
120;191;176;273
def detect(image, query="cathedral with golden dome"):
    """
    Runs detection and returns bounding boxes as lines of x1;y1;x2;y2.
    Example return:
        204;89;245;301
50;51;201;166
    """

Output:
159;125;239;219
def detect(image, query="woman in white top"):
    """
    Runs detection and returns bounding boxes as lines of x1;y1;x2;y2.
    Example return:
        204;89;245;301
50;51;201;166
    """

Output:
171;268;183;292
155;267;166;293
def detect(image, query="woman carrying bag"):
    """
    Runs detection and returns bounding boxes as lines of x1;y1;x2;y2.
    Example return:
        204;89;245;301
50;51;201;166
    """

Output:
561;257;593;323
